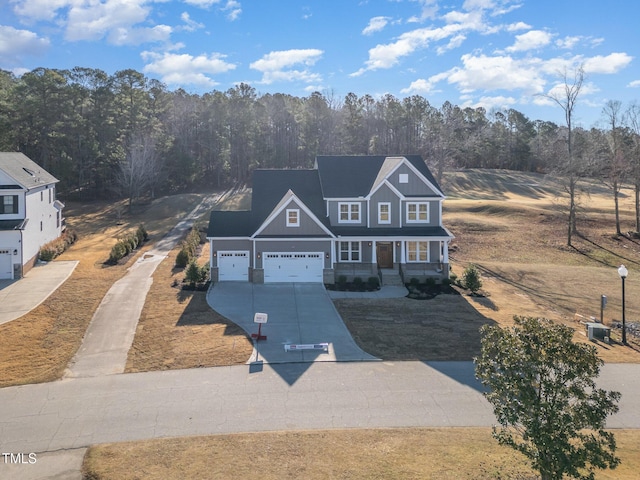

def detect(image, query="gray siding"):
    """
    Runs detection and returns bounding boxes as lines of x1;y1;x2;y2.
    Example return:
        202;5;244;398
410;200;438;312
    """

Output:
255;239;331;268
258;205;328;236
387;163;440;197
328;200;366;227
368;184;401;228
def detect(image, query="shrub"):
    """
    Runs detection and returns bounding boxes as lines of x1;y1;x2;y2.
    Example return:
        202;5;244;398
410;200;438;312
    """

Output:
425;277;437;288
337;275;347;285
463;264;483;294
39;229;78;262
441;277;453;287
184;260;210;288
409;277;420;287
367;276;380;288
175;247;190;268
136;224;148;243
106;229;143;264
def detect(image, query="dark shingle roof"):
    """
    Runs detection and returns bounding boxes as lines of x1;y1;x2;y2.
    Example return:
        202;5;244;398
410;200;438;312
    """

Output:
0;152;59;190
251;169;328;228
207;210;253;237
315;155;443;198
0;219;27;231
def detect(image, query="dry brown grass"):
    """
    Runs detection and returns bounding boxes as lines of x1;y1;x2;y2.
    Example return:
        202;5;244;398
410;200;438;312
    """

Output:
0;195;207;387
82;428;640;480
125;245;253;372
335;293;494;361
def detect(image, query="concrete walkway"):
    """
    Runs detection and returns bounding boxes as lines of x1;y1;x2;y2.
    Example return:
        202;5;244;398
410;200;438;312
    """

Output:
2;361;640;478
0;260;78;325
207;282;378;365
65;194;220;379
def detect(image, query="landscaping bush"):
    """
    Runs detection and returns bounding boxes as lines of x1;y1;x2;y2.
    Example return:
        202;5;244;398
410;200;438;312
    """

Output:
107;229;144;264
175;226;203;268
462;264;483;294
409;277;420;287
183;260;210;290
367;276;380;289
441;277;453;287
175;247;190;268
39;229;79;262
353;277;363;290
136;224;148;243
425;277;437;288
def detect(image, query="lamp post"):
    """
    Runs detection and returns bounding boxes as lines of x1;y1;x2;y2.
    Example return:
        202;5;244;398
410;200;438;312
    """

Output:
618;264;628;345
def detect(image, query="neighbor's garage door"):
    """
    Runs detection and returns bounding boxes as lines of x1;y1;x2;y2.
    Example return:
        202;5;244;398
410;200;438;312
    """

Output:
263;252;323;283
0;249;12;279
217;251;249;281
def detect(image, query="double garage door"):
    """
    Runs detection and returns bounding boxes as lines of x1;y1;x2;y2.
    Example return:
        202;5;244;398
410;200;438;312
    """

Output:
263;252;324;283
0;249;12;280
217;250;323;283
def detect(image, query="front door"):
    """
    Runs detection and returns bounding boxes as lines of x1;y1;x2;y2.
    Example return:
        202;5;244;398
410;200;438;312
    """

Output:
376;242;393;269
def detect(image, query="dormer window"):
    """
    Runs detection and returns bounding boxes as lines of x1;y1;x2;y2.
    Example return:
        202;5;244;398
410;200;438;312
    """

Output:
286;209;300;227
338;202;360;223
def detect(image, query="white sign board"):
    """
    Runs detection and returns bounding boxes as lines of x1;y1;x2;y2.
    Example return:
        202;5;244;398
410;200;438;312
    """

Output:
284;343;329;352
254;312;268;324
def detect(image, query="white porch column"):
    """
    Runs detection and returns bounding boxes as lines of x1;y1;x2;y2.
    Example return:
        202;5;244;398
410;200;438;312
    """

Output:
331;240;336;266
443;240;449;264
400;240;406;264
372;240;377;264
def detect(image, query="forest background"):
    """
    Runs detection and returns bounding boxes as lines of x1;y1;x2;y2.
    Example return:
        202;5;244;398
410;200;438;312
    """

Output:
1;66;639;226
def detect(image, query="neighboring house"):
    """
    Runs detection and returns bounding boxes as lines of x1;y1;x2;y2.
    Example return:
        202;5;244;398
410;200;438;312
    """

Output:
0;152;64;280
207;155;454;284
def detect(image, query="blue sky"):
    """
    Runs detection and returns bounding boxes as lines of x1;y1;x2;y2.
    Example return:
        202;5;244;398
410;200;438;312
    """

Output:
1;0;638;127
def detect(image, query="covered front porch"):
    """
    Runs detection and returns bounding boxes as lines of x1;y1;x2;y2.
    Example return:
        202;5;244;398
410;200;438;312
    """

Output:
331;237;451;285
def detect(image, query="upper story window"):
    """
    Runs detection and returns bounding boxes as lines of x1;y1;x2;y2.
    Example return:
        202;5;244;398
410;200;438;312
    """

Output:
399;173;409;183
406;202;429;223
286;209;300;227
338;202;360;223
378;202;391;224
0;195;18;214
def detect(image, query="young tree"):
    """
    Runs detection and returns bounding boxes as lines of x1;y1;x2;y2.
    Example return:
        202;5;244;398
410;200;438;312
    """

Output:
462;264;482;294
475;316;621;480
626;101;640;233
545;65;585;247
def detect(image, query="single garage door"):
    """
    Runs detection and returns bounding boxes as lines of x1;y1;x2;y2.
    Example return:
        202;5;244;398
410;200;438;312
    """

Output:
263;252;324;283
0;249;12;280
218;251;249;281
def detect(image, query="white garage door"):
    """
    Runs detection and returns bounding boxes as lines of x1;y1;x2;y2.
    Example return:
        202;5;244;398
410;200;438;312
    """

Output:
0;249;12;280
263;252;324;283
218;251;249;281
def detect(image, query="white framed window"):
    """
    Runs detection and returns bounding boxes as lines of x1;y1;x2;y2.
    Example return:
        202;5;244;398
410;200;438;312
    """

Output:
406;202;429;223
338;202;360;223
378;202;391;224
339;241;360;262
399;173;409;183
406;241;429;262
286;208;300;227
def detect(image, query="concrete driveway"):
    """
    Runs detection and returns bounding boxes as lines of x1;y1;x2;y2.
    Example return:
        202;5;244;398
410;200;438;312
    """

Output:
207;283;378;364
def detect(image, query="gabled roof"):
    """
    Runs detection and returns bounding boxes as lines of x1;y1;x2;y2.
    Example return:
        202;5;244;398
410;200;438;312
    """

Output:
207;210;253;237
315;155;443;198
0;152;59;190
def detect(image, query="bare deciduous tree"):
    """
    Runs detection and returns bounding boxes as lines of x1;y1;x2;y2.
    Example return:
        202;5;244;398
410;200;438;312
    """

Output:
544;65;585;247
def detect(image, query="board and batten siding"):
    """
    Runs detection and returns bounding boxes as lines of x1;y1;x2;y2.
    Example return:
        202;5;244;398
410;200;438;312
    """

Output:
368;183;401;228
387;163;440;197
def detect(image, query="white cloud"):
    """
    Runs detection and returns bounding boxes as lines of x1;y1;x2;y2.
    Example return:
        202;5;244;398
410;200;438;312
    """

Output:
142;51;237;87
583;52;632;74
0;25;50;63
183;0;222;7
401;78;437;94
65;0;149;42
506;21;530;32
629;80;640;88
462;95;517;110
362;16;390;35
222;0;241;21
250;49;323;84
407;0;438;23
179;12;204;32
505;30;552;52
444;53;546;95
436;34;466;55
11;0;71;22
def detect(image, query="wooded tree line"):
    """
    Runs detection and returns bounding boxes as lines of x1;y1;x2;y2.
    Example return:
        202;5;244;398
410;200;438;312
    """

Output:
1;66;639;232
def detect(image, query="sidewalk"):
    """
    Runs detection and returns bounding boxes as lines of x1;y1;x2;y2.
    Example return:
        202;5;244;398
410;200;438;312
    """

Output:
0;260;78;325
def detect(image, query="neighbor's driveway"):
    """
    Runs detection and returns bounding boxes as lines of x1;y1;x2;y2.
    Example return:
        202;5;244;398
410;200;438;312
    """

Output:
207;283;378;363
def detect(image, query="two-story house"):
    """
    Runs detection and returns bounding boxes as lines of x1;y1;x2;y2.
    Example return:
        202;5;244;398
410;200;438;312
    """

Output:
0;152;64;280
207;155;454;284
